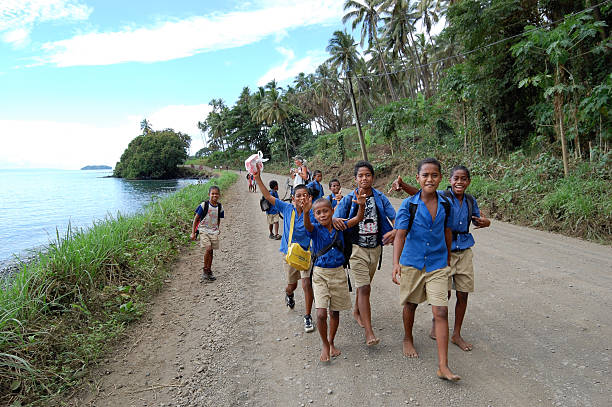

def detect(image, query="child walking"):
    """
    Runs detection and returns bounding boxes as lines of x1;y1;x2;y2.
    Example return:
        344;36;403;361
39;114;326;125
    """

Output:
392;158;460;381
253;168;316;333
390;166;491;351
307;170;324;200
190;185;224;282
333;161;396;346
303;193;366;362
267;180;282;240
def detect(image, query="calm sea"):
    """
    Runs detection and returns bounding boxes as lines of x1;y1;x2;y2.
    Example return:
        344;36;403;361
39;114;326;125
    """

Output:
0;169;199;267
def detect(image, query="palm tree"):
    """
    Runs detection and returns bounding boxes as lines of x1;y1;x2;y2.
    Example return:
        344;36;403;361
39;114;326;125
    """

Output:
327;30;368;161
343;0;398;101
254;83;292;162
140;118;153;135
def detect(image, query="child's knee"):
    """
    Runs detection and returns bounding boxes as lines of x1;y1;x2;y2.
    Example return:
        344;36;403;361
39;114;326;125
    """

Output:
316;308;328;321
432;306;448;320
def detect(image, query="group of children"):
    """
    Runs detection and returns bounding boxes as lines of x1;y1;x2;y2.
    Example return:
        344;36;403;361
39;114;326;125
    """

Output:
191;158;490;381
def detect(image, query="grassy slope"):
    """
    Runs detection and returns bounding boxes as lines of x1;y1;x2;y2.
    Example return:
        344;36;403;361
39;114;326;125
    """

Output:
0;172;237;406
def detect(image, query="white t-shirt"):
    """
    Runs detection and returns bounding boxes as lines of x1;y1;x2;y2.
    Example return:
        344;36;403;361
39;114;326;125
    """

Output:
199;203;220;235
293;166;307;187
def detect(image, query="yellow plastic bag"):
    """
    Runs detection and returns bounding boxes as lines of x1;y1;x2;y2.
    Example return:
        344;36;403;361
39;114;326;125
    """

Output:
284;210;311;271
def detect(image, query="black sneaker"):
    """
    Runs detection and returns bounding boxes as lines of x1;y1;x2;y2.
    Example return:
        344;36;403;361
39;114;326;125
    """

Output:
303;314;314;333
200;272;216;282
269;233;275;239
285;293;295;309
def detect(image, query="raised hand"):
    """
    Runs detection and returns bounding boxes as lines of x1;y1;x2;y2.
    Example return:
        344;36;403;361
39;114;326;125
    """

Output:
352;191;367;206
388;175;404;194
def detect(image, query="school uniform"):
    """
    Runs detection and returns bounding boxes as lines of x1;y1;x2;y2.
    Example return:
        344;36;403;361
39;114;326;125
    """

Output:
266;190;281;225
334;188;396;288
395;191;454;307
307;223;351;311
273;199;312;284
307;180;324;201
195;201;224;250
443;189;481;293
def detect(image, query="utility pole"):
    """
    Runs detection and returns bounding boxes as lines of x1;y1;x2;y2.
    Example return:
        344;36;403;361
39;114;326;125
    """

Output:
346;68;368;161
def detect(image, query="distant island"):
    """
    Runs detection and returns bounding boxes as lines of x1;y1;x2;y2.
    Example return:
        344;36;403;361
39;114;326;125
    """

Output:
81;165;112;170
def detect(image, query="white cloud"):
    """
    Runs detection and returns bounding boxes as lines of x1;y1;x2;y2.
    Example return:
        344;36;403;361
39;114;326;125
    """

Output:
257;48;328;86
0;104;212;169
39;0;343;67
0;0;91;46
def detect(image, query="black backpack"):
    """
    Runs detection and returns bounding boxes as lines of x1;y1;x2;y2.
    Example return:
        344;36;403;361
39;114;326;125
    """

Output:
195;200;223;236
441;187;475;239
260;196;271;212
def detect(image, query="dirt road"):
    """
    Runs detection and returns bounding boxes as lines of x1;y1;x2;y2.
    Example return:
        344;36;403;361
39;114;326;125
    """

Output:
70;172;612;407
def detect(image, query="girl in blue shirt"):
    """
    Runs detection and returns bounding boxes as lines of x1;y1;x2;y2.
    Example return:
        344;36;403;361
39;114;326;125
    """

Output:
392;158;460;382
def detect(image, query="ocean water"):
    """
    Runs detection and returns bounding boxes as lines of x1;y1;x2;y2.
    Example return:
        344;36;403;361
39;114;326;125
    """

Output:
0;169;199;266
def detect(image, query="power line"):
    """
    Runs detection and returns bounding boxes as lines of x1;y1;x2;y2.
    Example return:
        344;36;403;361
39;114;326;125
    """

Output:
341;0;611;81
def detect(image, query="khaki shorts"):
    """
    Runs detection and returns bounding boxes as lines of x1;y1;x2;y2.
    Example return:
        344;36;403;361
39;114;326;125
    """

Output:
267;213;280;225
199;233;219;250
350;245;382;288
312;266;352;311
399;265;450;307
449;248;474;292
283;257;310;285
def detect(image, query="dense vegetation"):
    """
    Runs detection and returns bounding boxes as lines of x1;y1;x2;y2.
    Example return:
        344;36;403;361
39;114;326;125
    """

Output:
0;172;237;405
114;122;191;179
193;0;610;242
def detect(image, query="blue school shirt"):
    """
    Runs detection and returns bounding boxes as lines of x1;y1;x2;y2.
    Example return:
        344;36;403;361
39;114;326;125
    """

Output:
329;193;339;209
395;191;454;272
334;188;396;246
307;180;324;201
442;189;481;251
307;222;347;268
273;199;312;255
267;190;280;215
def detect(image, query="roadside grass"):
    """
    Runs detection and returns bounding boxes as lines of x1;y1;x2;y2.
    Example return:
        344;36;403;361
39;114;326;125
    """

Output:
0;172;237;406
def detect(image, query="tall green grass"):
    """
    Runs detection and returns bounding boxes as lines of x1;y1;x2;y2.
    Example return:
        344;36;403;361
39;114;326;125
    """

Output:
0;172;237;405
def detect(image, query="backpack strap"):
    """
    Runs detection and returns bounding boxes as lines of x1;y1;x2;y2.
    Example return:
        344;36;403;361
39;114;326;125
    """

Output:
438;193;451;230
405;202;418;234
201;200;210;219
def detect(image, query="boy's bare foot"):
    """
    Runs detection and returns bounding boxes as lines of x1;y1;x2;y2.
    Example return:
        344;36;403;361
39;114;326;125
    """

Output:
451;334;473;351
366;335;380;346
330;343;341;358
436;367;461;382
353;309;364;328
320;345;331;362
402;339;418;358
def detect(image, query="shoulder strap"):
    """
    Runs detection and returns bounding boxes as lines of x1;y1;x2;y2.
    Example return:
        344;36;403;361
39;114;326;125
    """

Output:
406;202;418;234
201;200;210;218
328;194;333;202
288;209;295;245
464;194;474;233
439;194;451;230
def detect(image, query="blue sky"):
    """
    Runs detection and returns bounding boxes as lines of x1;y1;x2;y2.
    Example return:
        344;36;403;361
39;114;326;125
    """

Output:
0;0;347;169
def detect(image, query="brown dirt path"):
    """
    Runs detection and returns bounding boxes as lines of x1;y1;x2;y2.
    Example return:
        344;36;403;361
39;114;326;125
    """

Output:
68;171;612;407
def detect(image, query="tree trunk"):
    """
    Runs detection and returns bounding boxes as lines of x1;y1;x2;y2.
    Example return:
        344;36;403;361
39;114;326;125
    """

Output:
347;75;368;161
554;66;569;177
282;124;290;163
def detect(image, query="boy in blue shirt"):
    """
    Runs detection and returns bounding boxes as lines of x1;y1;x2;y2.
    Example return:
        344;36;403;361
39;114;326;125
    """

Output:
333;161;396;346
392;158;460;382
303;193;366;362
254;168;315;333
307;170;324;201
328;178;343;212
390;166;491;352
267;180;282;240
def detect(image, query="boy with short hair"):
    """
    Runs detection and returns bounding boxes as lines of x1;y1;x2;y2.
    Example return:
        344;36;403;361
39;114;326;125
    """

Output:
253;168;316;333
328;178;343;212
392;158;460;381
307;170;324;201
303;194;366;362
190;185;224;282
267;180;282;240
333;161;396;346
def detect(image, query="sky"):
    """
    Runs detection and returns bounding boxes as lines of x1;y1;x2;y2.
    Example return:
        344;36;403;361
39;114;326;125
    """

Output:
0;0;348;169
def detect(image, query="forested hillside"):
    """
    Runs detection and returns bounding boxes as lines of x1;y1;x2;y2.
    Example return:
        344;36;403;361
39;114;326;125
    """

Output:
190;0;611;242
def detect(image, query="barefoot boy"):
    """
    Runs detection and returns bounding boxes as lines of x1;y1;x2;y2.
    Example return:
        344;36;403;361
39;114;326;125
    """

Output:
190;185;224;282
390;166;491;352
333;161;396;346
392;158;460;381
253;169;315;333
303;194;366;362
